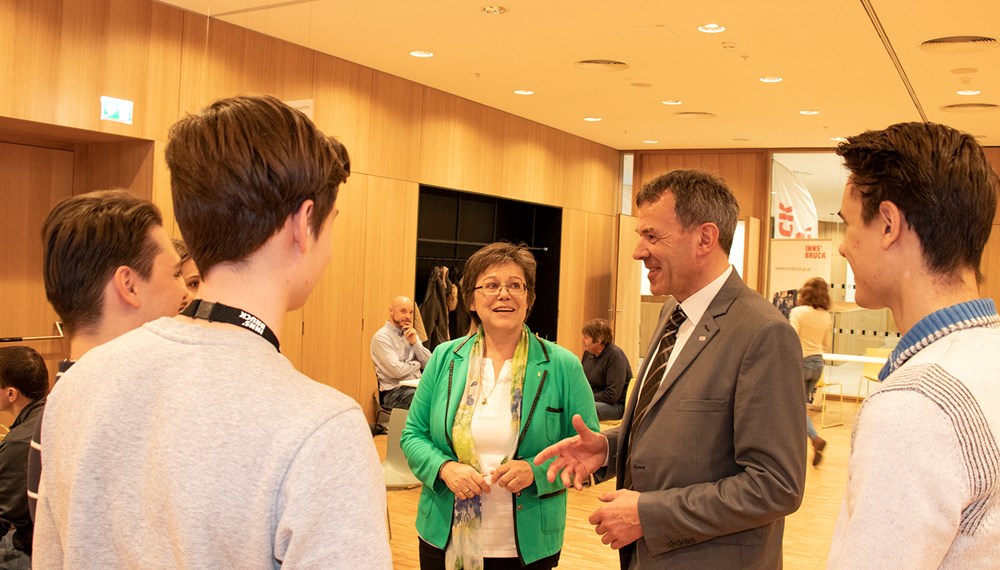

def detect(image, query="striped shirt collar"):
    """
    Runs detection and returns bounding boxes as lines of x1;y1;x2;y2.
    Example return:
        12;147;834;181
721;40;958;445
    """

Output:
880;298;1000;380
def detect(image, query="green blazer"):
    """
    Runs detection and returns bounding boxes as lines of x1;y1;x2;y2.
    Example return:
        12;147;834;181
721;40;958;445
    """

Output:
400;330;599;564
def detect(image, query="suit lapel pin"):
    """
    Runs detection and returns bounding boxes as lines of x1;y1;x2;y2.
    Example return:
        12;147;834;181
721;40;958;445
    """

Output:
698;335;706;342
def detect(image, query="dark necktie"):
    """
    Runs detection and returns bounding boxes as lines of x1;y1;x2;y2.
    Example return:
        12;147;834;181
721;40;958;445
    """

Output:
622;304;687;489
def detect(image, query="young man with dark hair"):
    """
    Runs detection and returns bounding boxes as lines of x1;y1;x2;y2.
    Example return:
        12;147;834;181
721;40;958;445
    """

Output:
26;190;191;519
0;346;48;567
828;122;1000;567
33;95;391;568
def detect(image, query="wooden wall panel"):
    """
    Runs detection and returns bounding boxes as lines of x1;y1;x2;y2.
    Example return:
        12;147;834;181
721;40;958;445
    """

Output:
48;0;183;139
977;148;999;305
0;0;622;414
561;135;620;216
178;14;247;116
241;29;315;101
418;88;505;196
299;174;370;414
74;141;155;200
981;224;1000;306
0;143;75;393
313;54;374;176
557;210;615;354
368;72;423;181
0;0;62;124
500;115;564;207
358;177;420;420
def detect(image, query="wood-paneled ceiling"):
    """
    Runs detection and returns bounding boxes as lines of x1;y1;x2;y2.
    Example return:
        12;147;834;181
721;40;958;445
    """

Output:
157;0;999;152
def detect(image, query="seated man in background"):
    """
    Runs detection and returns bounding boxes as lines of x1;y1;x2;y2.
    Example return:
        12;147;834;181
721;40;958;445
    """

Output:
33;94;391;568
372;295;431;410
0;346;48;567
581;318;633;421
27;189;191;518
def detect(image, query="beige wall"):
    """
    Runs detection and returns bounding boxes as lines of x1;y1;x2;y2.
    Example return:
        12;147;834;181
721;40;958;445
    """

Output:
0;0;621;421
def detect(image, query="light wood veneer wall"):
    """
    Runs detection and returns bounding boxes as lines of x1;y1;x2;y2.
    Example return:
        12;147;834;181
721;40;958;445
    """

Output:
0;0;621;420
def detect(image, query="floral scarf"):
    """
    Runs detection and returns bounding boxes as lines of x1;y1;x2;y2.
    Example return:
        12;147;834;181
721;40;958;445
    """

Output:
445;325;530;570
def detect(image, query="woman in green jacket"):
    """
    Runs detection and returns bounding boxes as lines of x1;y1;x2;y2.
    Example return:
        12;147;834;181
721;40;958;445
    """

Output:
401;242;599;570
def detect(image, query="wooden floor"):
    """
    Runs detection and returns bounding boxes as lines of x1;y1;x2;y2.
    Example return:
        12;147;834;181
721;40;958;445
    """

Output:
376;401;856;569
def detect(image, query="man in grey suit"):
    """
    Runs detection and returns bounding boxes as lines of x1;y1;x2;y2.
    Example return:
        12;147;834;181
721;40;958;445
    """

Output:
537;169;806;568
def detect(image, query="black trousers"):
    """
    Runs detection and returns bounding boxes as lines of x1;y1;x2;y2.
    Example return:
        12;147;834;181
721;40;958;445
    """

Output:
418;538;560;569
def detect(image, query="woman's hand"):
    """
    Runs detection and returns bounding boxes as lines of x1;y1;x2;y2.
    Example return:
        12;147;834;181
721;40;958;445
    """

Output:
440;461;490;500
490;460;535;494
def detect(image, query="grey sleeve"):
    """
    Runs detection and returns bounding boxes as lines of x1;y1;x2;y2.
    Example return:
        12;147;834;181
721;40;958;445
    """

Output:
273;408;392;569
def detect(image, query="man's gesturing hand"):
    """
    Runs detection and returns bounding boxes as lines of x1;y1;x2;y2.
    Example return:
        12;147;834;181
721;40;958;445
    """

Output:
534;414;608;490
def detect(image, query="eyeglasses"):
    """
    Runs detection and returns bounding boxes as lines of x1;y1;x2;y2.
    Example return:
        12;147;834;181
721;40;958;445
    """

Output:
473;281;529;296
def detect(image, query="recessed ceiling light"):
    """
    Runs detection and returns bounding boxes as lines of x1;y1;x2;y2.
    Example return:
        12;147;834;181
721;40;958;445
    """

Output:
661;100;683;105
513;89;534;95
957;89;982;96
759;76;783;83
698;23;726;33
481;5;508;15
799;109;820;115
409;50;434;58
642;139;659;144
831;137;848;142
583;117;602;122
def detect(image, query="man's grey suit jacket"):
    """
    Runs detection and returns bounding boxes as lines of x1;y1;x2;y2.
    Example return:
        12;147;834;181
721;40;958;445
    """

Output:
604;271;806;569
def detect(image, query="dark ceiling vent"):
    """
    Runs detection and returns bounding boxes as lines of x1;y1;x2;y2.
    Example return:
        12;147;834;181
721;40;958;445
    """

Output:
674;111;717;119
575;59;630;71
919;36;997;54
940;103;999;113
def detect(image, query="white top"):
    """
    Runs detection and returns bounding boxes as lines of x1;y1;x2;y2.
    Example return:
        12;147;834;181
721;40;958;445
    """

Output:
471;358;517;558
789;305;833;357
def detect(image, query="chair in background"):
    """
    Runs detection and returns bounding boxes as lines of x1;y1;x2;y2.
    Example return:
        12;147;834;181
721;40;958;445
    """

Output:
598;372;637;430
816;369;844;428
383;407;420;539
858;347;892;400
373;389;392;433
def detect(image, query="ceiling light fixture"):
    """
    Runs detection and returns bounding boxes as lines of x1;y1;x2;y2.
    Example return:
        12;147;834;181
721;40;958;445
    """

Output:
481;5;508;15
583;117;602;122
661;99;683;105
830;137;848;142
642;140;659;144
799;109;820;115
513;89;534;95
759;76;783;83
698;23;726;33
957;89;981;96
409;50;434;58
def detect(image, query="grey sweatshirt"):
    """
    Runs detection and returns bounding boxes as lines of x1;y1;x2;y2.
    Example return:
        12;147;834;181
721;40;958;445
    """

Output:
33;317;391;568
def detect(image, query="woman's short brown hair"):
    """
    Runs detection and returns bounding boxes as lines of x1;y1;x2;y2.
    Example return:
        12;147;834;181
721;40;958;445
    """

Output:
582;318;613;345
165;95;350;275
460;242;537;327
797;277;831;311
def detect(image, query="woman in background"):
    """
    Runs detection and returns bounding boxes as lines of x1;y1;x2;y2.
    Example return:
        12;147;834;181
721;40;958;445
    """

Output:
171;239;202;307
581;318;632;421
402;242;598;570
789;277;833;466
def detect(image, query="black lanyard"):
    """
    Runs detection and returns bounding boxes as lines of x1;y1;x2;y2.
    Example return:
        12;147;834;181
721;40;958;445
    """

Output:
180;299;281;352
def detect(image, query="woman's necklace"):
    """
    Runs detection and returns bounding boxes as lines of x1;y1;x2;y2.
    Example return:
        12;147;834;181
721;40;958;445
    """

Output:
481;376;501;405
